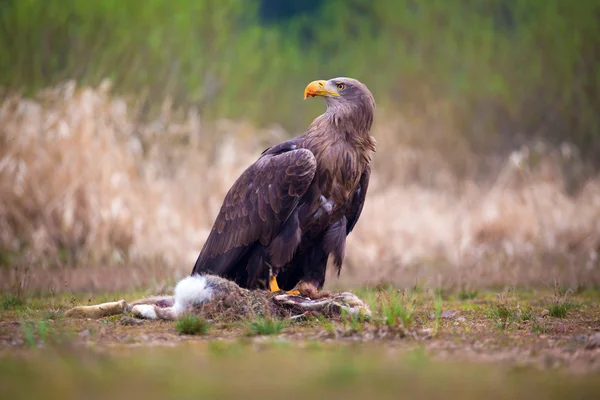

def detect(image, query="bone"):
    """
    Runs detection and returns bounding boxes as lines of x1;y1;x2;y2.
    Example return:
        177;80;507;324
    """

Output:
64;300;127;319
127;295;174;311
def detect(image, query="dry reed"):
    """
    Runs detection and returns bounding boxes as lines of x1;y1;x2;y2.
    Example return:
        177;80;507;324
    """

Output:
1;82;599;292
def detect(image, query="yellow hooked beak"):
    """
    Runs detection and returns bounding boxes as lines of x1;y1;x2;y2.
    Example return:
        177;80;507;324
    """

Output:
304;80;340;99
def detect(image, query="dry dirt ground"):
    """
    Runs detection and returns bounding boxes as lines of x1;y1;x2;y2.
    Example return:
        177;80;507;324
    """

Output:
1;286;599;399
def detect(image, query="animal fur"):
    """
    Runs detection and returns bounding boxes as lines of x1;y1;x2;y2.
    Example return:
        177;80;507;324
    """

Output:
65;274;372;321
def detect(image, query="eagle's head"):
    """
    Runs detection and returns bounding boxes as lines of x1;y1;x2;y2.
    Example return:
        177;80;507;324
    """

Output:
304;77;375;133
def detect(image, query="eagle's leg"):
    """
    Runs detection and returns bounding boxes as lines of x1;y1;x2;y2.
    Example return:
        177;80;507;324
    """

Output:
269;275;281;292
269;274;301;296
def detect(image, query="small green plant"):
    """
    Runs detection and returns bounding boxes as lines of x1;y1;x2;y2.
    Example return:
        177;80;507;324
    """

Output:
433;288;446;299
548;302;571;318
19;318;68;348
176;315;210;335
20;320;37;347
518;308;534;322
316;315;336;334
36;319;49;341
341;309;366;333
432;295;443;335
247;317;286;336
547;280;576;318
486;291;523;330
2;295;25;311
487;308;511;330
378;288;416;329
42;309;63;321
531;320;551;334
457;290;478;301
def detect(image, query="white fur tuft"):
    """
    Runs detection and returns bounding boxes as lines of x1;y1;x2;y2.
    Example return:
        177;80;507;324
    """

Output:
132;304;157;319
172;275;213;316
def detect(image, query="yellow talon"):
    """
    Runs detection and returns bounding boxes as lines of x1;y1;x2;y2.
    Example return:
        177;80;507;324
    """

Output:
269;275;281;292
269;275;301;295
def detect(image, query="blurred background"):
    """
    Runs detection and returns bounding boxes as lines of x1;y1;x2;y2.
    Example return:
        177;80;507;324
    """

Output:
1;0;599;293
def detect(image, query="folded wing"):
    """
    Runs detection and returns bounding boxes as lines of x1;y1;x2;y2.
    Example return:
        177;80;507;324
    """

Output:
192;147;317;277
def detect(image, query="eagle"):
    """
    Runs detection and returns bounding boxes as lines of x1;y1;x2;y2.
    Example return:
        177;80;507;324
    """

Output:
191;77;376;299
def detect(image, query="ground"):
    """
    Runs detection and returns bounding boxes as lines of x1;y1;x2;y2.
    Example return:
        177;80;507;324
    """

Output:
1;285;599;399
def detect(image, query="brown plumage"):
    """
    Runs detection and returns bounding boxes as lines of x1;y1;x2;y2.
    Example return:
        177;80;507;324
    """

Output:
191;77;376;298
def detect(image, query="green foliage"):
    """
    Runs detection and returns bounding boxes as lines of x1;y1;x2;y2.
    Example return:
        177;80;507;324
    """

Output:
315;314;336;334
341;308;367;333
548;302;572;318
1;295;25;310
246;317;287;336
20;320;37;347
548;281;577;318
486;292;535;330
19;318;73;347
376;288;416;329
432;294;443;335
531;320;551;334
176;315;211;335
457;290;478;301
1;0;599;158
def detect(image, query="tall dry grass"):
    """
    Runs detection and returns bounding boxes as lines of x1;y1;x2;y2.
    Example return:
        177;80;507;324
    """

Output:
1;82;599;292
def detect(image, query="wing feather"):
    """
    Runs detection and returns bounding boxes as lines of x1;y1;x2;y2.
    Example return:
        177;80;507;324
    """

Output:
345;164;371;235
194;147;317;267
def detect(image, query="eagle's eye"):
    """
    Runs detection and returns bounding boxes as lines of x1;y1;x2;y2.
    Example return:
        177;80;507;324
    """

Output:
336;83;346;91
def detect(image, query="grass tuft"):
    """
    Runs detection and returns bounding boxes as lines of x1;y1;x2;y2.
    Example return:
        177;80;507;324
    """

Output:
341;309;367;334
1;296;25;311
531;321;551;335
20;320;37;348
176;315;211;336
457;290;478;301
246;317;287;336
547;281;578;319
432;295;443;335
375;288;416;329
548;302;572;319
19;318;73;348
486;291;536;331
